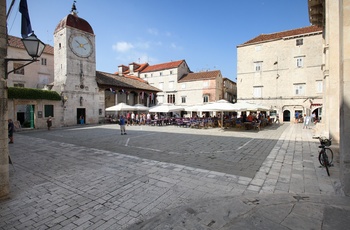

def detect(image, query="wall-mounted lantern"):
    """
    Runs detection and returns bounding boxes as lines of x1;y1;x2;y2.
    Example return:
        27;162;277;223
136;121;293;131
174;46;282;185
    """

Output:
4;33;46;79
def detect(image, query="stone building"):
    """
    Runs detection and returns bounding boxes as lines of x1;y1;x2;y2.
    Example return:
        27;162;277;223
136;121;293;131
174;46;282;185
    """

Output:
5;3;160;129
177;70;224;105
6;36;54;89
0;0;9;198
118;60;237;110
236;26;323;122
308;0;350;195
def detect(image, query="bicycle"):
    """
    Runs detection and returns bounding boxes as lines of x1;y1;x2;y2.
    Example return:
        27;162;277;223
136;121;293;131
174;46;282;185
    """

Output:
313;136;333;176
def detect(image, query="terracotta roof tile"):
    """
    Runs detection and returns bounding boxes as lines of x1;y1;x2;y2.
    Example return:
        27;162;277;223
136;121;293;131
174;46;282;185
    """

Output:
178;70;221;83
141;60;185;73
96;71;161;92
239;25;322;46
7;35;54;55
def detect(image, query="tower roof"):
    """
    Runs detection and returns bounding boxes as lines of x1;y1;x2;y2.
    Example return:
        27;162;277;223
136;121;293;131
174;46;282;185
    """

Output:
54;1;94;34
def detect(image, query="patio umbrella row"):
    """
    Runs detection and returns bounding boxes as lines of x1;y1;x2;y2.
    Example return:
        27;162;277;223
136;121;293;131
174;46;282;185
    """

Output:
105;103;149;112
105;101;271;113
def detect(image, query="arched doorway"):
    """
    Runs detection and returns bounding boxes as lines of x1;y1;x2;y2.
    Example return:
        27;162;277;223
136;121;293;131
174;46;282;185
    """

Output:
283;110;291;122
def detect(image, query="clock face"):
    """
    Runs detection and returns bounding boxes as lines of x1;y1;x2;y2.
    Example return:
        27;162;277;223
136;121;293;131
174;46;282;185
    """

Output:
69;34;93;58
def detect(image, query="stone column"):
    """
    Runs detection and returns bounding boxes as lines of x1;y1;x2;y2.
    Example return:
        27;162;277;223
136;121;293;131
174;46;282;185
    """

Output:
0;0;10;199
340;0;350;196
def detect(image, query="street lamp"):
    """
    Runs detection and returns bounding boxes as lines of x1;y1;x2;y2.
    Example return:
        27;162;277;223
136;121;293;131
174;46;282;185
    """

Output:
4;32;46;79
22;33;46;59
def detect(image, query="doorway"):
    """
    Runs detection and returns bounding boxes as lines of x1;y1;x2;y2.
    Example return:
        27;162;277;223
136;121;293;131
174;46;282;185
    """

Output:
77;108;86;124
17;112;25;125
283;110;291;122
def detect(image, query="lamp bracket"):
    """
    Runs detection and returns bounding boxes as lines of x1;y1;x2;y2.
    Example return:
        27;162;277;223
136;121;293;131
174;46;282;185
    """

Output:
4;58;39;79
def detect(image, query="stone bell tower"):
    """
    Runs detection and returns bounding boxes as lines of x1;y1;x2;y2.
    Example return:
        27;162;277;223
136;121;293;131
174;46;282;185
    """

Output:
53;1;99;126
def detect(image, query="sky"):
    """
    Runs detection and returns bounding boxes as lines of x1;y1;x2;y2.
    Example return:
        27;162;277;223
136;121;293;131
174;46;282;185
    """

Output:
6;0;311;81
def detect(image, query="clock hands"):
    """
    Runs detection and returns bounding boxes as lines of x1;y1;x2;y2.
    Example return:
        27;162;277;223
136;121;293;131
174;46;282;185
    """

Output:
75;40;89;50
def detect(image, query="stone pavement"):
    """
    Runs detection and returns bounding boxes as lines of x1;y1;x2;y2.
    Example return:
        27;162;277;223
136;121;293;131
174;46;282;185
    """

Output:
1;123;349;229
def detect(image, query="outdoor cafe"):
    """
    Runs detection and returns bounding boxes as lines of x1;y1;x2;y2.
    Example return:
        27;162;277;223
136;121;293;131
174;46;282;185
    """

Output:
105;100;275;131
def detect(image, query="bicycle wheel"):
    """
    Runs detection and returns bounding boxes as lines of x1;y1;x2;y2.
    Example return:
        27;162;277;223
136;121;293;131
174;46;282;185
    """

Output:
319;150;326;167
324;154;330;176
324;148;334;165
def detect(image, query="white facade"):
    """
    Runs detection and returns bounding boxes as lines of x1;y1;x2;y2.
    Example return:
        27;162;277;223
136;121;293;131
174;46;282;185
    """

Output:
237;27;323;122
140;61;190;105
6;37;54;89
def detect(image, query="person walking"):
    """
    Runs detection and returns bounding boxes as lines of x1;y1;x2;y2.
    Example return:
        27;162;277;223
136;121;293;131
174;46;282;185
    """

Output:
8;119;14;144
47;116;52;130
119;115;127;135
303;114;310;129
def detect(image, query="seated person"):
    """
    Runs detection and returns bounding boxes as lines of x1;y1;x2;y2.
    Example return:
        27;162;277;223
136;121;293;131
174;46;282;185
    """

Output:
247;114;253;122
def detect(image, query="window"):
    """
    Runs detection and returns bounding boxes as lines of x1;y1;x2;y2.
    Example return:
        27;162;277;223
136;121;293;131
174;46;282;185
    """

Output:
39;75;49;85
159;82;164;90
181;96;186;103
296;39;303;46
296;57;303;68
203;95;209;103
254;62;262;72
144;74;147;78
181;83;186;89
294;84;305;95
159;72;163;76
170;70;173;75
13;83;25;87
13;63;24;75
167;94;175;103
44;105;54;117
253;86;262;98
316;80;323;93
169;81;174;89
41;58;47;66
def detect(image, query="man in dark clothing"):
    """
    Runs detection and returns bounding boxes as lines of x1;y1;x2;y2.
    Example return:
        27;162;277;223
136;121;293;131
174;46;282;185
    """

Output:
119;115;127;135
8;119;14;144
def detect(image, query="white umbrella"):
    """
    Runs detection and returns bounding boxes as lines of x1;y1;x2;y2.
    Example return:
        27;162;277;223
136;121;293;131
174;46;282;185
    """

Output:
184;104;203;112
149;103;184;113
233;102;270;111
198;100;242;129
133;104;150;111
105;102;134;111
199;100;243;112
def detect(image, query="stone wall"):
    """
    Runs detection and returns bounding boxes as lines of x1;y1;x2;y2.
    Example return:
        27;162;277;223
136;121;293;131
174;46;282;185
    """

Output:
0;0;9;199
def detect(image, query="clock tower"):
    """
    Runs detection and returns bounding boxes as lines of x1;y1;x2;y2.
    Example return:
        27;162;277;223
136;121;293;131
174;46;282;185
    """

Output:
53;2;100;126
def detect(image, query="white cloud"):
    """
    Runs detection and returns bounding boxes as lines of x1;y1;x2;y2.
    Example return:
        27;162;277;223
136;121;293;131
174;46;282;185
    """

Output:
115;50;158;65
147;28;158;36
170;43;177;49
112;42;134;52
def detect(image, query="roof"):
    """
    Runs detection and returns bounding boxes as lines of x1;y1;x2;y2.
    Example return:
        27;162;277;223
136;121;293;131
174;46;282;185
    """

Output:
96;71;161;92
116;63;149;75
178;70;221;83
7;35;54;55
141;60;185;73
223;77;236;84
54;13;94;34
239;26;322;46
